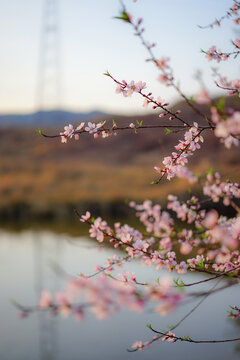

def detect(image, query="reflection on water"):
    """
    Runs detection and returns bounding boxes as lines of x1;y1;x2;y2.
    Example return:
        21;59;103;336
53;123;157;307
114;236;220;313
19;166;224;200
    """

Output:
0;229;239;360
33;233;61;360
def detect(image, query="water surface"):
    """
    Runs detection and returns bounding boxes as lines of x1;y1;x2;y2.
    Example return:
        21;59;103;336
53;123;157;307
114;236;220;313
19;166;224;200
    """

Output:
0;230;239;360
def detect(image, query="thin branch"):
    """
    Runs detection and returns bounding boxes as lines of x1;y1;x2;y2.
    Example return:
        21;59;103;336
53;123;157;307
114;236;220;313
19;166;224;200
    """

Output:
230;200;240;213
198;1;240;29
148;325;240;343
108;74;190;126
128;278;222;351
124;15;215;128
155;129;204;184
178;264;240;287
40;124;207;139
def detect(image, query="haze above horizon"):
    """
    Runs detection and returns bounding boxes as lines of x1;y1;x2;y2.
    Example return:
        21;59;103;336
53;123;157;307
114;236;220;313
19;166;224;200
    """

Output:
0;0;238;115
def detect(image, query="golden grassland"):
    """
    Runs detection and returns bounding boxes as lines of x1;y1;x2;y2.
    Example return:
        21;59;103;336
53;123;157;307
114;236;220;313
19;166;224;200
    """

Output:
0;99;239;220
0;127;239;206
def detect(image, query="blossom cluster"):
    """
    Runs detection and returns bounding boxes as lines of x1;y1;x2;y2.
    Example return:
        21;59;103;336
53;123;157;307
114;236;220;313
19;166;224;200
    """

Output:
217;78;240;97
115;80;146;97
162;331;177;343
209;106;240;148
59;118;145;143
204;44;240;62
156;57;174;86
203;171;240;205
211;66;240;98
154;122;203;181
115;78;171;113
114;75;186;124
35;274;183;321
19;186;240;350
167;195;204;224
80;193;240;275
21;193;239;328
59;121;109;143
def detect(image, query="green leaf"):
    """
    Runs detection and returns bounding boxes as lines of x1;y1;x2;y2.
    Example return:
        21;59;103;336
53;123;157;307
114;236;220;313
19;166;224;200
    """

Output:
103;71;110;77
216;97;225;112
189;96;194;104
196;173;202;182
196;259;204;270
37;129;43;136
173;278;186;287
206;167;214;175
114;11;131;23
183;335;192;341
112;119;116;126
136;120;143;128
165;128;172;135
150;181;156;185
146;324;152;329
90;217;95;223
173;277;179;285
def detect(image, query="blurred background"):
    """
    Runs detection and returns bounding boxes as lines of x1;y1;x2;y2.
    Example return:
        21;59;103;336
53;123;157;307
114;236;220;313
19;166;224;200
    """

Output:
0;0;239;228
0;1;239;359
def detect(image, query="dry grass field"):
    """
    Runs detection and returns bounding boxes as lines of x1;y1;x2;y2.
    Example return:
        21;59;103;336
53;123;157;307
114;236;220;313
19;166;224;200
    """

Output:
0;98;239;221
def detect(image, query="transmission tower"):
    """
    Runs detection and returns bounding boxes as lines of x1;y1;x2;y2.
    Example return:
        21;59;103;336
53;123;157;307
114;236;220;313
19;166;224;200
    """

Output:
36;0;62;112
34;2;62;358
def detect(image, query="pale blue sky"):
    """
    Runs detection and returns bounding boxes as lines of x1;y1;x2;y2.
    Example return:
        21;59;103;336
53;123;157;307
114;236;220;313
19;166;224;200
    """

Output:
0;0;239;115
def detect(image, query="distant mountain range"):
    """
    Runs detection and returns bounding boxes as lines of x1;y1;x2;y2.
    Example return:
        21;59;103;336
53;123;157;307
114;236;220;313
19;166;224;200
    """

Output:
0;110;107;127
